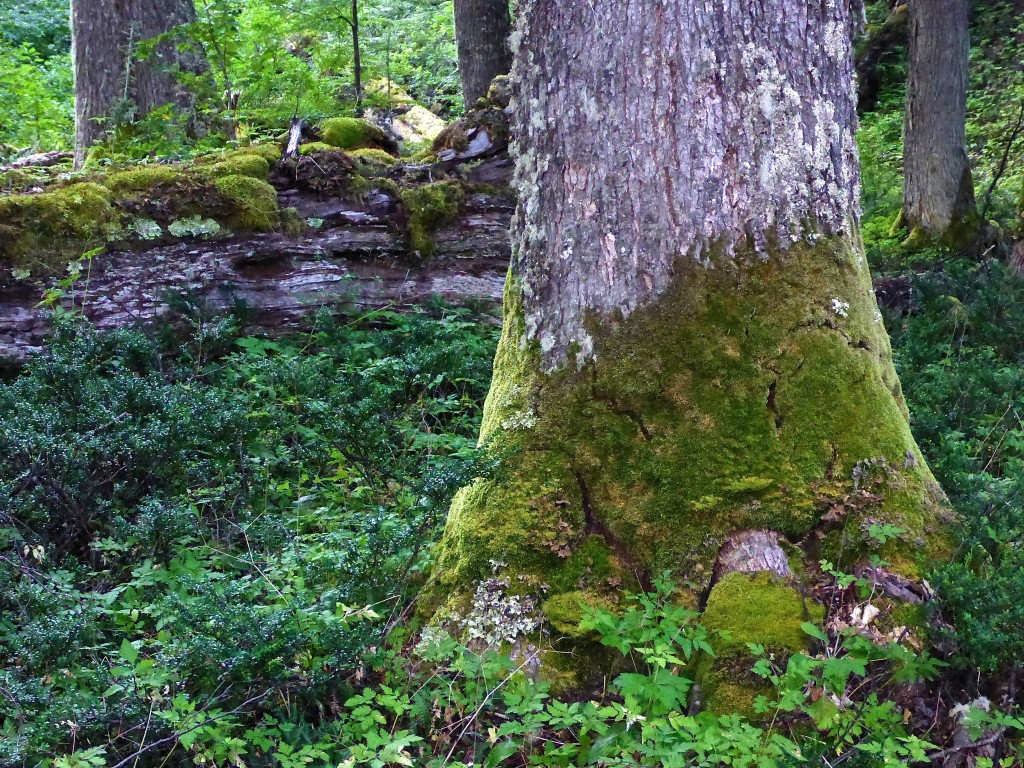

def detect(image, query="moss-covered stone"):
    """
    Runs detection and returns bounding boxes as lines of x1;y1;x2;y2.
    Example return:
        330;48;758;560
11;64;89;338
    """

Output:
298;142;334;156
350;147;398;165
319;117;390;150
102;166;183;194
193;145;282;166
400;180;465;256
696;571;823;717
211;175;280;231
195;153;271;181
431;235;952;696
0;182;115;269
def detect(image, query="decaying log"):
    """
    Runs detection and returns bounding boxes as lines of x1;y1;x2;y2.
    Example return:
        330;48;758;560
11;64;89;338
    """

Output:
285;118;306;158
0;186;512;364
2;151;75;171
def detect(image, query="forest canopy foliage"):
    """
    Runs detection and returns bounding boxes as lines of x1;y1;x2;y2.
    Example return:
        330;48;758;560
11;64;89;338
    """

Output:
3;0;1024;766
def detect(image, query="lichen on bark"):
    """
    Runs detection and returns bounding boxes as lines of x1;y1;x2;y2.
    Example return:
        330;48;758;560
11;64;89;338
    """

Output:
435;237;950;614
430;0;953;699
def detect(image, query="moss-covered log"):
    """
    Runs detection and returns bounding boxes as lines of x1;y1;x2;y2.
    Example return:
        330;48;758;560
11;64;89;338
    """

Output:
430;0;953;710
0;146;514;364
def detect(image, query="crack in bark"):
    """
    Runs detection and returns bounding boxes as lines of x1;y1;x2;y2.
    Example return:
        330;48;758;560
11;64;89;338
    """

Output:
590;374;653;441
766;379;783;432
574;470;652;592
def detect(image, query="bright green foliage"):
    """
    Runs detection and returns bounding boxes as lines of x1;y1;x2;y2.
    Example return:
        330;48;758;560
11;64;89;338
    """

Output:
211;174;280;230
320;117;390;150
400;179;465;255
0;307;499;766
0;40;72;151
300;580;970;767
885;260;1024;676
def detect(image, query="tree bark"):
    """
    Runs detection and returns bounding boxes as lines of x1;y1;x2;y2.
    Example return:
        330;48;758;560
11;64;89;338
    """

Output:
902;0;980;246
71;0;203;166
453;0;513;108
432;0;951;706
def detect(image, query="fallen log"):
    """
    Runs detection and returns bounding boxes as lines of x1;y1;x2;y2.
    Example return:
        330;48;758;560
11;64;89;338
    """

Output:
2;150;75;171
0;186;512;364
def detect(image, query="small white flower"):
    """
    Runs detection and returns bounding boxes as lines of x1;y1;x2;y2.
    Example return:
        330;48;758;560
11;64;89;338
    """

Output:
831;298;850;318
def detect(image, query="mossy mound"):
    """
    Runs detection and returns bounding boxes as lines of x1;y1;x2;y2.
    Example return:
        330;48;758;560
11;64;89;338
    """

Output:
195;153;271;181
193;145;282;166
432;235;952;693
350;147;398;166
102;166;182;194
0;183;115;270
298;142;334;156
291;150;366;198
697;571;823;717
400;180;465;256
319;117;393;151
211;175;280;231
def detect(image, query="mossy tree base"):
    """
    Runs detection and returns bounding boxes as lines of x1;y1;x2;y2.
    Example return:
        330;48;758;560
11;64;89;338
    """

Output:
432;235;952;687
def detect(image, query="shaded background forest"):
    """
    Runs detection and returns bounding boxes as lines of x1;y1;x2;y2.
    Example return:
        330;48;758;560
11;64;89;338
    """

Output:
5;0;1024;765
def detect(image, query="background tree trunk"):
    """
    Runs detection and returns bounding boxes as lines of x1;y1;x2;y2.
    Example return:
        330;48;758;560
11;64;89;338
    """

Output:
902;0;980;246
433;0;951;708
453;0;512;108
71;0;202;166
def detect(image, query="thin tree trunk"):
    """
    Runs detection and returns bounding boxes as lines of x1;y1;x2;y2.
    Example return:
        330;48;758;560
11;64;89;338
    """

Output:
433;0;951;708
453;0;512;108
71;0;203;166
903;0;980;246
351;0;362;106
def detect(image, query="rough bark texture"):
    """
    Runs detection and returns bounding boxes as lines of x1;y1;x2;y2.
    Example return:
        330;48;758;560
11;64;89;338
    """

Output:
432;0;951;706
902;0;979;245
454;0;513;108
511;0;860;369
71;0;202;165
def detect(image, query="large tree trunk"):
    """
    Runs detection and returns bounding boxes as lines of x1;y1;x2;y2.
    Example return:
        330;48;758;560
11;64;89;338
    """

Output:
433;0;951;708
71;0;202;166
453;0;513;108
902;0;980;247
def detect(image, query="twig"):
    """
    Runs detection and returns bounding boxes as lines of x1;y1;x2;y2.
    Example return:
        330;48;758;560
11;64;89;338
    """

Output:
981;100;1024;219
106;688;273;768
925;727;1005;762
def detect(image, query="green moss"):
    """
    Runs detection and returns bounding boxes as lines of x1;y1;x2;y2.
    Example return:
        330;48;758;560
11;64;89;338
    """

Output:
319;118;389;150
541;590;614;638
211;175;280;231
298;142;334;156
400;180;465;256
431;235;951;690
350;148;398;165
0;182;115;269
697;571;823;717
196;153;271;181
102;166;182;194
194;145;282;166
702;572;819;654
